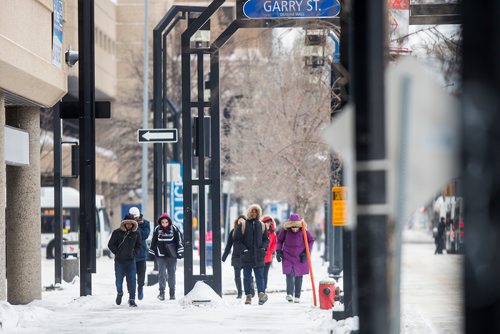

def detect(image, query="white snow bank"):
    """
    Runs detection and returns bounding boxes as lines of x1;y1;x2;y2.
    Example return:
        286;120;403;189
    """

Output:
0;301;18;332
178;281;225;308
316;316;359;334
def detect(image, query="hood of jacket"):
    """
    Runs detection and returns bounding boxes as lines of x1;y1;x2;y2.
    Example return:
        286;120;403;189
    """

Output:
120;218;138;232
283;219;307;230
261;215;276;231
246;204;262;220
157;212;173;225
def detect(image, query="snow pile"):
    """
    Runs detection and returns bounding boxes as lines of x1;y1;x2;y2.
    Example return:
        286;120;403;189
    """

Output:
316;316;359;334
0;301;18;332
14;303;54;330
178;281;225;308
332;301;344;312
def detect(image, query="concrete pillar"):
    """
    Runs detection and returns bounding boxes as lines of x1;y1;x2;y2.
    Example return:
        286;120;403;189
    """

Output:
5;106;41;304
0;94;6;301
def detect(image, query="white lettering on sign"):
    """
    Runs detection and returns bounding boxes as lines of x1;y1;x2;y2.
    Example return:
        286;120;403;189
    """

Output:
263;0;320;13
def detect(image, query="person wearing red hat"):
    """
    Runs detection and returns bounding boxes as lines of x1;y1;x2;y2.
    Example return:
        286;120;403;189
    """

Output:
261;215;277;291
149;213;184;300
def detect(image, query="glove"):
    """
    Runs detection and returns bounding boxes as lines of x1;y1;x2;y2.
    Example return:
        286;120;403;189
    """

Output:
276;249;283;263
300;252;307;263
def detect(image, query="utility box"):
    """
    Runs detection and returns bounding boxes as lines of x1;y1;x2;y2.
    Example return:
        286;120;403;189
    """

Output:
63;257;79;283
62;240;79;283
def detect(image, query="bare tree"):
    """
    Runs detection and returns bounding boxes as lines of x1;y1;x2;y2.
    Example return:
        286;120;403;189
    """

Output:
220;29;333;220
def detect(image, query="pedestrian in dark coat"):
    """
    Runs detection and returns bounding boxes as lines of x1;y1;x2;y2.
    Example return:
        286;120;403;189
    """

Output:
435;217;446;254
276;213;314;303
149;213;184;300
108;213;141;307
128;206;151;300
222;215;249;299
261;215;277;291
233;204;270;305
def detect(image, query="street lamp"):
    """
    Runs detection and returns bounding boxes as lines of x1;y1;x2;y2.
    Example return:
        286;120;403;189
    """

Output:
189;14;210;48
304;29;326;68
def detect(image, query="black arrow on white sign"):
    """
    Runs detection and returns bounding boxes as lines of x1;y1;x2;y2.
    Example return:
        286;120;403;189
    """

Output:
137;129;178;143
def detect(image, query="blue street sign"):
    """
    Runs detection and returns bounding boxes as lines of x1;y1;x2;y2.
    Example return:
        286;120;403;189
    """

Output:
241;0;341;19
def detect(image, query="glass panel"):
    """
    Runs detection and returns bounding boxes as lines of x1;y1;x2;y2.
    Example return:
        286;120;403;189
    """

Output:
204;185;213;275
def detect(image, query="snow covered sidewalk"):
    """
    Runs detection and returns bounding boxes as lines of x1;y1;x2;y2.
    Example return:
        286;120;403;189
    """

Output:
1;251;358;333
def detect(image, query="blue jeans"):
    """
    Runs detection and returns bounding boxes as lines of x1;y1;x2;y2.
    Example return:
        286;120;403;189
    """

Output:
115;259;137;300
243;266;265;295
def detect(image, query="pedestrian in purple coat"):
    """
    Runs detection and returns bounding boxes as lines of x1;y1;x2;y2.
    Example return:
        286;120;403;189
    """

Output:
276;213;314;303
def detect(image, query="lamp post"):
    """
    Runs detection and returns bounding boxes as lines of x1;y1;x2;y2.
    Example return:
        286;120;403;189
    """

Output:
304;29;326;68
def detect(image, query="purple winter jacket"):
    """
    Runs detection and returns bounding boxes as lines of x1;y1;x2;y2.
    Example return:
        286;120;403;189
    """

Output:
277;228;314;276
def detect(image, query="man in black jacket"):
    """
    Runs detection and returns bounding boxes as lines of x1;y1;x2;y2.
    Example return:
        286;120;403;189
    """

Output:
233;204;270;305
108;213;141;307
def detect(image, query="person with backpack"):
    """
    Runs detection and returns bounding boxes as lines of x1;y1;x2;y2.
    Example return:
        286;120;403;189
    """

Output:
128;207;150;301
276;213;314;303
261;215;277;291
233;204;270;305
108;213;142;307
149;213;184;301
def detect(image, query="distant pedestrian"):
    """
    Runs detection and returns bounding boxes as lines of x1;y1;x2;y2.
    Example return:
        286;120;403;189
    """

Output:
233;204;270;305
149;213;184;301
276;213;314;303
222;215;249;299
434;217;446;255
128;207;151;301
261;215;277;291
108;213;142;307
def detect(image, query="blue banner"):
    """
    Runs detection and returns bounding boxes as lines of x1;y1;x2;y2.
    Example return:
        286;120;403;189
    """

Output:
242;0;340;19
168;162;184;233
52;0;63;66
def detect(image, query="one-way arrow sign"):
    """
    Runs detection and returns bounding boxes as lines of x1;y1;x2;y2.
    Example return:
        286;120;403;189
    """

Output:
137;129;178;143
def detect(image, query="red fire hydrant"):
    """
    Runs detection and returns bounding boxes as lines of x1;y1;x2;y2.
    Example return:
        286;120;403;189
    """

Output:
319;278;336;310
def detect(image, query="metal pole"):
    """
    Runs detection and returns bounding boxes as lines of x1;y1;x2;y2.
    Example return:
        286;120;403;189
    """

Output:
78;0;96;296
141;0;149;216
352;0;388;331
53;103;63;285
323;200;329;262
462;1;500;332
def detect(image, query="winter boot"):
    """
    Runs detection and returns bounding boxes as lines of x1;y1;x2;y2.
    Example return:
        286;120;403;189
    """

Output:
138;286;144;301
169;289;175;300
286;295;293;303
116;293;123;305
235;279;243;299
258;292;268;305
158;290;165;301
245;294;252;305
128;299;138;307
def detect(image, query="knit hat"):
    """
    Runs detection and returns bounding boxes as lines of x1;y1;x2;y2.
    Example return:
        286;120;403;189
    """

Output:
129;206;140;218
157;212;173;225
